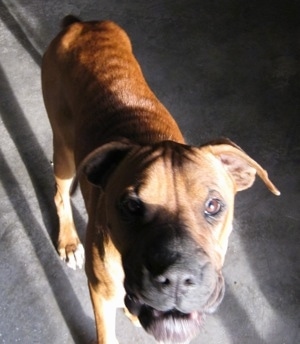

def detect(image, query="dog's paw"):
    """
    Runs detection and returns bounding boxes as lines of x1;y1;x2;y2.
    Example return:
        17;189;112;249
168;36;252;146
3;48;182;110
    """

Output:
58;243;85;270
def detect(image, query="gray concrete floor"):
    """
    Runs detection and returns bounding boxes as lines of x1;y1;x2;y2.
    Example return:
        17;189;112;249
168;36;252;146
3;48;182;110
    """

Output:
0;1;299;343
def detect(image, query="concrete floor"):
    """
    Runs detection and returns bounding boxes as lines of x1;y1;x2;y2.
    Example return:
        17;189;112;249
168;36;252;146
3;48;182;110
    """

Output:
0;1;299;343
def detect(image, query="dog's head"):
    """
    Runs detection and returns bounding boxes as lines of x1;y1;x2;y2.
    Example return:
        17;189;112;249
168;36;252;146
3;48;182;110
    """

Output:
76;139;279;343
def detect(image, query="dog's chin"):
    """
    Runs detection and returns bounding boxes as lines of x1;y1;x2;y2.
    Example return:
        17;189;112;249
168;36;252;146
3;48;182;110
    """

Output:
125;295;203;344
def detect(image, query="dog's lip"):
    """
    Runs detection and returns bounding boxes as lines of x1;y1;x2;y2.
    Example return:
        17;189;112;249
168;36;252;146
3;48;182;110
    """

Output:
125;293;205;343
125;293;143;316
125;293;203;319
149;307;201;321
137;302;204;344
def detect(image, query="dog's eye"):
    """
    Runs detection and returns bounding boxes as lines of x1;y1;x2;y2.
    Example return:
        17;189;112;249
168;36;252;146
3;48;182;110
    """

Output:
125;198;142;213
204;198;222;216
120;196;144;216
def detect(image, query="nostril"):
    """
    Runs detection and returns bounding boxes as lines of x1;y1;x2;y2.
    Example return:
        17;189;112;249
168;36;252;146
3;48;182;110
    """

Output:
155;275;171;286
153;273;196;288
162;278;171;286
184;277;195;286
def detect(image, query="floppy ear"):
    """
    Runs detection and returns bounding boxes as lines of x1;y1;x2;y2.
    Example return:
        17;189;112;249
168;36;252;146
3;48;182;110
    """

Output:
71;141;135;193
206;138;280;195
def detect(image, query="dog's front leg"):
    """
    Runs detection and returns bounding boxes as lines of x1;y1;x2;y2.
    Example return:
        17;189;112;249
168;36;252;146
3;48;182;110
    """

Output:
85;218;122;344
89;283;119;344
54;175;84;270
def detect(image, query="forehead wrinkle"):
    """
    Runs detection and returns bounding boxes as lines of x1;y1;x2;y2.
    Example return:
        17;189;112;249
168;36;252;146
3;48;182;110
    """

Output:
133;142;231;210
170;147;182;212
128;145;162;170
136;145;181;211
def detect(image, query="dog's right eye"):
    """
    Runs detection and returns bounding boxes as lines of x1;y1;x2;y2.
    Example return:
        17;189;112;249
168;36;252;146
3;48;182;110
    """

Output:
119;196;144;217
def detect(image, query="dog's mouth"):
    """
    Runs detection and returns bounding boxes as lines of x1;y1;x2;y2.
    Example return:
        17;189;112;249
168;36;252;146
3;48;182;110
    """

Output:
125;294;204;344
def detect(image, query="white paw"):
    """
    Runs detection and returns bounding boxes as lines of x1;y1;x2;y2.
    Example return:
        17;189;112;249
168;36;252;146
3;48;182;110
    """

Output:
59;243;85;270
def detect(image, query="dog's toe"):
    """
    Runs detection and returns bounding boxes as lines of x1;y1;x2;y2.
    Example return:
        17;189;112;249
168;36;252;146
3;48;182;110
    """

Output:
59;243;85;270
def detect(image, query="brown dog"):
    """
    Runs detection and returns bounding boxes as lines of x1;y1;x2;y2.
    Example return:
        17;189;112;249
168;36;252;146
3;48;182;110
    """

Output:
41;16;280;344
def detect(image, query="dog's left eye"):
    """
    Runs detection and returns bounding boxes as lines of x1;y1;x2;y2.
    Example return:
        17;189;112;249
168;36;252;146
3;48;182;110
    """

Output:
204;198;223;217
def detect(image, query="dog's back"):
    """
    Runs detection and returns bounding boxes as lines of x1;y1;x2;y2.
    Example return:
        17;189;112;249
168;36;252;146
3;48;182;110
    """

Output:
42;17;184;166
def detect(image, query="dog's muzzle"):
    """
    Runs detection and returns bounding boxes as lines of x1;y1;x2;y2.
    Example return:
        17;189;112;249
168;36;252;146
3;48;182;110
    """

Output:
123;240;225;344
